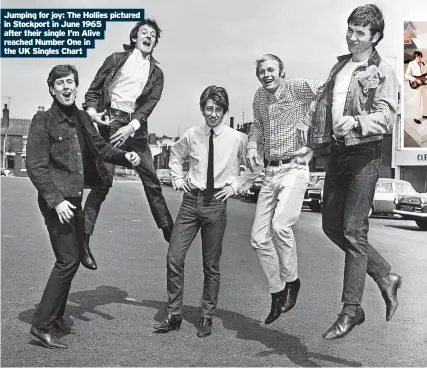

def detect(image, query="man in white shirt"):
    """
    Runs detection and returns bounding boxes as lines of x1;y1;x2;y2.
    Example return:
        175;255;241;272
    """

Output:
153;86;260;337
405;51;427;124
83;19;174;271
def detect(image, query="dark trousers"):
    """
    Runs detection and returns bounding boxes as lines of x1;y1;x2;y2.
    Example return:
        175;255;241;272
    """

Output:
166;190;227;318
83;115;173;234
322;141;391;305
32;195;83;330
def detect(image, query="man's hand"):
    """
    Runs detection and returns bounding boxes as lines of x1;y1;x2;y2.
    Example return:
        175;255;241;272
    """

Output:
214;185;234;202
88;109;114;126
246;148;263;172
175;180;191;193
125;152;141;166
333;115;358;137
110;125;135;147
55;200;76;224
291;146;314;165
416;78;423;85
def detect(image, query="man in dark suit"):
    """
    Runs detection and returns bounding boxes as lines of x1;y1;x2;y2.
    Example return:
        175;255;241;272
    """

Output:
83;19;174;271
26;64;141;349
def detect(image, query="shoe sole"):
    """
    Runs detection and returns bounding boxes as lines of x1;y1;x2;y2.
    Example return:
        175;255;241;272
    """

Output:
153;325;181;333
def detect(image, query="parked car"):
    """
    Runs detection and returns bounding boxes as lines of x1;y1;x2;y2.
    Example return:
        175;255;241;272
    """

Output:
393;193;427;230
303;172;326;212
307;177;418;217
245;172;265;203
305;177;325;212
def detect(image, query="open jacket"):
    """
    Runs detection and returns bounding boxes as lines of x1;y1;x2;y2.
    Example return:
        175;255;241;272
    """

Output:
26;101;131;209
308;49;399;155
84;45;164;140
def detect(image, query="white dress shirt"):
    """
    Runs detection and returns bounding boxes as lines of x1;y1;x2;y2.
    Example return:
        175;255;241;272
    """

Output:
169;123;261;194
108;49;151;131
405;59;427;82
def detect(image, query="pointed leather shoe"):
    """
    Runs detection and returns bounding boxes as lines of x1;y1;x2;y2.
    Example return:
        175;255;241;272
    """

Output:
281;278;301;313
81;233;97;270
197;318;212;337
322;308;365;340
30;325;68;349
53;317;75;335
153;314;182;333
381;273;402;321
265;288;285;325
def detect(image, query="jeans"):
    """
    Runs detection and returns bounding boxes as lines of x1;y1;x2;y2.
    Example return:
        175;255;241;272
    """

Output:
83;114;173;234
166;189;227;318
32;195;82;330
322;141;391;305
251;164;309;294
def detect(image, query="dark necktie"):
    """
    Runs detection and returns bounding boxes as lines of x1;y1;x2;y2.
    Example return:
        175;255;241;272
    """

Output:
206;129;214;198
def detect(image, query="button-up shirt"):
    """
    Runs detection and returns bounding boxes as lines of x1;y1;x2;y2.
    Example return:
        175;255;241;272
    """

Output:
109;49;150;131
405;59;427;82
169;123;260;193
248;79;323;161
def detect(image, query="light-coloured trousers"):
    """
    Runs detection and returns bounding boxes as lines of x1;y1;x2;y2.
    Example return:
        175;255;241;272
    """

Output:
417;84;427;119
250;164;309;294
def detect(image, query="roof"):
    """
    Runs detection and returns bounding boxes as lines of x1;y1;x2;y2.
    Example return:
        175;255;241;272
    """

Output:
1;118;31;136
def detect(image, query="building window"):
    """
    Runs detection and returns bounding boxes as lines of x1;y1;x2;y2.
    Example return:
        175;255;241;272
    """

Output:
7;156;14;169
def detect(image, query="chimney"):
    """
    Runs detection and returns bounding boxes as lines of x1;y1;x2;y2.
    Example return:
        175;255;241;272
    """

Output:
37;105;45;113
229;116;234;129
1;104;10;129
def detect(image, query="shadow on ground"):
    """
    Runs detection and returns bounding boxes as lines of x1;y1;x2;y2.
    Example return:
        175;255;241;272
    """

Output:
18;286;362;367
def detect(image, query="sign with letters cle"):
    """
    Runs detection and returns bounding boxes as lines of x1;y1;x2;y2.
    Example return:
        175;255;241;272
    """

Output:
395;149;427;166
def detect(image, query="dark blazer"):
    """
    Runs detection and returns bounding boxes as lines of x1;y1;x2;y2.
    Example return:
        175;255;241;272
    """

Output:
26;101;131;209
84;45;164;140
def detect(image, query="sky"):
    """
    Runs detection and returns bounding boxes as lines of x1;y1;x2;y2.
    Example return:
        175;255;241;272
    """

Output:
1;0;427;137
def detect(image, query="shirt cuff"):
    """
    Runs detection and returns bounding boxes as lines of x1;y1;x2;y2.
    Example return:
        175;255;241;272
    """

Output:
86;107;97;116
174;178;185;189
129;120;140;138
230;180;240;194
247;141;257;150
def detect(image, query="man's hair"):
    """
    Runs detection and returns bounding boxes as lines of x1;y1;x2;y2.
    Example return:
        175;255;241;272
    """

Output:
47;64;79;90
413;51;423;58
199;86;229;113
129;18;162;48
255;54;285;78
347;4;385;47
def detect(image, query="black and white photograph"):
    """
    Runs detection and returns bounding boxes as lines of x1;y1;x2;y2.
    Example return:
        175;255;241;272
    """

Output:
1;0;426;367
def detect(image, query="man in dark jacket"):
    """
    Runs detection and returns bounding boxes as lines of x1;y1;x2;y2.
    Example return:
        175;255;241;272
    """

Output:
83;18;173;270
26;64;140;349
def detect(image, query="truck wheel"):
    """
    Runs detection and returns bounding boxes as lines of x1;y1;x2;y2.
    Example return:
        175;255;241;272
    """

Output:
415;219;427;230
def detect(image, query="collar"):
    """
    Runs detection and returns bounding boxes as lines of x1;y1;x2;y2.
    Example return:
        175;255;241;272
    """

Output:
204;122;225;136
131;48;151;61
336;48;382;68
262;79;285;99
122;44;159;64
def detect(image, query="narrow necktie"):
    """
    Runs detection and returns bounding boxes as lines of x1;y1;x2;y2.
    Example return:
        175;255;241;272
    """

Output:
206;129;214;198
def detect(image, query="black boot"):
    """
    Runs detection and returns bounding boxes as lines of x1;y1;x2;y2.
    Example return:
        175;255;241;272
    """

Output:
81;233;97;270
281;278;301;313
264;288;285;325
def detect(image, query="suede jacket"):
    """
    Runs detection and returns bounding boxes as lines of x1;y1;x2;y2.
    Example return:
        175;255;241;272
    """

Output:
308;49;399;155
26;101;131;209
84;45;164;140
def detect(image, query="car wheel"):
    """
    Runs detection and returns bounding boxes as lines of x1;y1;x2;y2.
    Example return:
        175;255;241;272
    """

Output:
251;193;259;203
309;201;321;212
415;219;427;230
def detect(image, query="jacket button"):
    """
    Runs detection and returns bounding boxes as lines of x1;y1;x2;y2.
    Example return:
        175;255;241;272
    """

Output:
79;170;83;174
59;136;62;140
77;152;81;155
75;134;78;138
78;191;82;196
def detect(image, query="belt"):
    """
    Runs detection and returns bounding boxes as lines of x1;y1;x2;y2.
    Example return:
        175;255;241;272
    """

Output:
110;108;133;121
264;158;292;167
